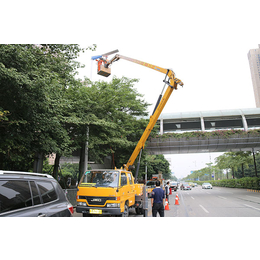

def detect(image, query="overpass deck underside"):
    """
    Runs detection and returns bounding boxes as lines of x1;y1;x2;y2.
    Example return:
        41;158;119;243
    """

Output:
146;135;260;154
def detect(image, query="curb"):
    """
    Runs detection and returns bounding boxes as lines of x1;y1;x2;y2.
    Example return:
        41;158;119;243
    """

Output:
247;189;260;192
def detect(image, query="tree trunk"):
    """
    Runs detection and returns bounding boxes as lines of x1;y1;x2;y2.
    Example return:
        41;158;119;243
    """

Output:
33;152;43;173
78;143;86;183
53;154;61;180
241;163;244;177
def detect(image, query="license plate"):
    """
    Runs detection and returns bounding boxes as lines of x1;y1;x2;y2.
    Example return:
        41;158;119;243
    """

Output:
90;209;102;214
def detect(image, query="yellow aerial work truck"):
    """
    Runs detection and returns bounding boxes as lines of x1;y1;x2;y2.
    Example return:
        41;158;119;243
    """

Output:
76;50;183;217
77;169;145;216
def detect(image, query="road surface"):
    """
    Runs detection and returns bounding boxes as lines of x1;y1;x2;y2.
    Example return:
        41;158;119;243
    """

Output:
73;186;260;217
164;186;260;217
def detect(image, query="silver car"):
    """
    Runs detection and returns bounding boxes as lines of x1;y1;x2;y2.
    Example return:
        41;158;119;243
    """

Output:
202;182;212;189
0;170;74;217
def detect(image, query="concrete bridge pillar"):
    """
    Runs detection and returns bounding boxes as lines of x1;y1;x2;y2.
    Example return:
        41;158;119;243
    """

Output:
200;116;205;131
160;119;164;135
241;115;248;131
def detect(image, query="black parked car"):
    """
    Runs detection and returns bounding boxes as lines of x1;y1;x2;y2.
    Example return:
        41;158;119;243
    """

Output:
0;170;74;217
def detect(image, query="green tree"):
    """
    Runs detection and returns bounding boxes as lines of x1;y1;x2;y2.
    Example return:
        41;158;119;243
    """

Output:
143;154;171;180
73;77;151;180
0;44;95;172
215;152;252;179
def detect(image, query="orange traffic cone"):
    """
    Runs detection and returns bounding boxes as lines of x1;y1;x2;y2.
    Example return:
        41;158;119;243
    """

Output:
165;198;170;210
175;193;180;205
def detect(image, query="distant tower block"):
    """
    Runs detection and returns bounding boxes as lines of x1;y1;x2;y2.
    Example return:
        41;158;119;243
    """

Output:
248;45;260;107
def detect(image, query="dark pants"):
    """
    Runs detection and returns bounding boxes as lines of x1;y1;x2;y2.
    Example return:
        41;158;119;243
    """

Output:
152;203;164;217
166;194;169;204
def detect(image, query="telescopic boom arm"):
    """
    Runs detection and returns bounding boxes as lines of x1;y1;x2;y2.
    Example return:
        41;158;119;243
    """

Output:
106;54;183;172
94;52;183;175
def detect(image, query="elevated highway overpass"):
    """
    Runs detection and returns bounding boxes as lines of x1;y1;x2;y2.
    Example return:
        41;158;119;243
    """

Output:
146;108;260;154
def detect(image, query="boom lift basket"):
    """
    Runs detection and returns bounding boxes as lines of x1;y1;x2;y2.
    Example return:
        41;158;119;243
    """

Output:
98;64;111;77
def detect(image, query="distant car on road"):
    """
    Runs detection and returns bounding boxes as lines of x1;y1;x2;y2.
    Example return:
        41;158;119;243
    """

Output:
0;170;74;217
170;181;178;191
180;183;191;190
202;182;213;189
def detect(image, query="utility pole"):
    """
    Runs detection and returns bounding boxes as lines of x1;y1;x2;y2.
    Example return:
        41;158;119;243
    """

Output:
84;126;89;173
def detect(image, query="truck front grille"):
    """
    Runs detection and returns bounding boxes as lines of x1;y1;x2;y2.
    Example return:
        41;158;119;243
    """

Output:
79;196;116;206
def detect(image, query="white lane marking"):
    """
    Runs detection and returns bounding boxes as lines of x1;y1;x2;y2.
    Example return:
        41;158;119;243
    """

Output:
244;204;260;211
246;195;260;199
218;196;227;200
191;196;195;200
199;204;209;213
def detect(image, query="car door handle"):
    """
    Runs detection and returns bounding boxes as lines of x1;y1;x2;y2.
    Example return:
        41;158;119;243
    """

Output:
38;213;46;217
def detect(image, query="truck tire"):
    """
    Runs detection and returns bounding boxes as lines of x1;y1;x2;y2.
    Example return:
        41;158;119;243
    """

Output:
122;204;129;217
135;207;144;215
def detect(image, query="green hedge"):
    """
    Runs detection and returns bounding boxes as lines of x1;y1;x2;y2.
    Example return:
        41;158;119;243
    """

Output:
196;177;260;190
152;129;260;140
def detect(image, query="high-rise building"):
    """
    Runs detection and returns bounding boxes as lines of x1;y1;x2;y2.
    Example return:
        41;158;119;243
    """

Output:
248;45;260;107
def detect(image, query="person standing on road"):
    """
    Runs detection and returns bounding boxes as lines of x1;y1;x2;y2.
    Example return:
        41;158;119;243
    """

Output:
165;181;170;204
151;180;165;217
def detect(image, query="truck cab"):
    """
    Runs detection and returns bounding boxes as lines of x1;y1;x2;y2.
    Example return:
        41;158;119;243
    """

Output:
76;169;145;217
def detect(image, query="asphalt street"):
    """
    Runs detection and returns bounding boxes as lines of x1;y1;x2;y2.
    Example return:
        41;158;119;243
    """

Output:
164;186;260;217
73;186;260;217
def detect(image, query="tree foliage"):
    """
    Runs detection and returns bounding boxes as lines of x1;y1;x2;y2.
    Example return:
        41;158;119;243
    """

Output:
184;151;257;181
78;77;150;167
0;44;157;178
140;154;171;180
0;44;94;170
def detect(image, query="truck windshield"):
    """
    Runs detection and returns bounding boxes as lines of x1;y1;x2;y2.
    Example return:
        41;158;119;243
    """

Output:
79;170;119;188
146;181;156;187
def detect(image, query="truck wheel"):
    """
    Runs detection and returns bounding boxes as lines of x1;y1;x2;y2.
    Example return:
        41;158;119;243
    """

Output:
135;207;144;215
122;204;129;217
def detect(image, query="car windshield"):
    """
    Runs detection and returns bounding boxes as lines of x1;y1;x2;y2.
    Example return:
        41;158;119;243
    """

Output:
203;183;210;185
79;170;119;188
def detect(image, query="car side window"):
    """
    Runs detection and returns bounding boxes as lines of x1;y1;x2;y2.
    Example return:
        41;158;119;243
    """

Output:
120;173;127;186
0;180;32;214
37;181;57;203
29;181;41;205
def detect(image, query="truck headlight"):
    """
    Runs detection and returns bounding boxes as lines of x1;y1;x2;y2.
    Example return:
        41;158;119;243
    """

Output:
78;202;87;206
106;203;120;208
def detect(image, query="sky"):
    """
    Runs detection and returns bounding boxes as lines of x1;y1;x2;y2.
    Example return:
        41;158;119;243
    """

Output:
3;0;260;178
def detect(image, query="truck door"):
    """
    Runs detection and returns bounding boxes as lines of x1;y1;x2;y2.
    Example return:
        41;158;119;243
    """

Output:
120;172;128;206
127;173;135;206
